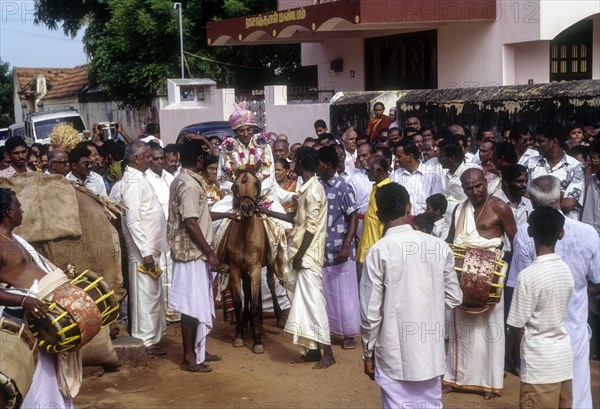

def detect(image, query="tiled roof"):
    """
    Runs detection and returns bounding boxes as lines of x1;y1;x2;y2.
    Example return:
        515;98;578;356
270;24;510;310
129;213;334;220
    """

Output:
14;64;90;100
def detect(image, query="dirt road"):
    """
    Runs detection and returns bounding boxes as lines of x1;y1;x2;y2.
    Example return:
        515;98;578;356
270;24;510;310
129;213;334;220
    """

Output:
75;317;599;408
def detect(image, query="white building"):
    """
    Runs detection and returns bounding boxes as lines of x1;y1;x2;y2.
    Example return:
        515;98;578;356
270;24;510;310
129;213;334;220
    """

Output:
207;0;600;94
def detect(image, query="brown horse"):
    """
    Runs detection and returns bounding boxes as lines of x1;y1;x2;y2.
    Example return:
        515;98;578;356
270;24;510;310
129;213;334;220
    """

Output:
224;170;284;353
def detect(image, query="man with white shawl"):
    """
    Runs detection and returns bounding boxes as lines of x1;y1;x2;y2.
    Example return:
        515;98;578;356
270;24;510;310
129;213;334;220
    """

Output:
443;168;517;400
167;139;223;373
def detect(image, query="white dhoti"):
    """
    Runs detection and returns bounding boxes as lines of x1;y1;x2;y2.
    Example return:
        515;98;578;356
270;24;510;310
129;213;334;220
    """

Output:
284;258;331;353
569;325;593;409
443;200;505;395
158;250;180;322
128;254;167;347
375;367;442;409
260;266;291;312
169;259;215;364
444;299;505;394
22;353;74;409
322;260;360;339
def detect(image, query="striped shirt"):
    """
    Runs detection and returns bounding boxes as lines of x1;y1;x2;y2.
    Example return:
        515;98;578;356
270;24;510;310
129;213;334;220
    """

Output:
391;161;442;215
507;253;574;384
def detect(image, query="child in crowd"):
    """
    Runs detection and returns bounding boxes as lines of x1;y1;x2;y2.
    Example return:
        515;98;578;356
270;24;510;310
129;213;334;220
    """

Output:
507;207;574;408
411;213;434;235
425;193;449;240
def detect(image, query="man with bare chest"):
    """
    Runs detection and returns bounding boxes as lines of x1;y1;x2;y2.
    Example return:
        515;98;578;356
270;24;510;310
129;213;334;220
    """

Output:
442;168;517;400
0;188;77;408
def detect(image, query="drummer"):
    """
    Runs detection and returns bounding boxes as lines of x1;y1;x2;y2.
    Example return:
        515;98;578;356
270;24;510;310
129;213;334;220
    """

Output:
443;168;517;400
0;188;78;408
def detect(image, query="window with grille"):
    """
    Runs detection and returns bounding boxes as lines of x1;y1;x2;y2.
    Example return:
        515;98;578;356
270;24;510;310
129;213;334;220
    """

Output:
550;20;592;81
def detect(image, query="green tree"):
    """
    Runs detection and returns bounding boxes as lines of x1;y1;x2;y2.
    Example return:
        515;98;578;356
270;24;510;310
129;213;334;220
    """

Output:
0;60;15;127
34;0;306;108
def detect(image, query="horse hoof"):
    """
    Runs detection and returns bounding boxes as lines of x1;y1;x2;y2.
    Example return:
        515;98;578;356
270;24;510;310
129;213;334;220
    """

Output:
276;319;286;329
233;337;246;348
253;343;265;354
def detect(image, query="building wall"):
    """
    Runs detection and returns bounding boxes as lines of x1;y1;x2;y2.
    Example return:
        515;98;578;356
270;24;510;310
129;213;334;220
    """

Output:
297;1;599;90
593;14;600;79
159;88;236;145
302;38;365;94
79;96;167;140
264;85;330;144
513;41;551;85
438;21;502;88
539;0;599;39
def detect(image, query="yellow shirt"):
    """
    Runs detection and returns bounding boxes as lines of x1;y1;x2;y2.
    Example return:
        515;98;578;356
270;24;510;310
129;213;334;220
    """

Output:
357;177;391;263
290;175;327;267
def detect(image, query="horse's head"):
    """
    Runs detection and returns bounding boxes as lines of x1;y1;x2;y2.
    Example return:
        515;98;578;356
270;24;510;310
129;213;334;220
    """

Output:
232;170;262;217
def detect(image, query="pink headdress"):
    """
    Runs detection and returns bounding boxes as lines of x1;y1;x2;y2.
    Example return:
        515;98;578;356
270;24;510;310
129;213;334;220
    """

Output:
228;102;255;130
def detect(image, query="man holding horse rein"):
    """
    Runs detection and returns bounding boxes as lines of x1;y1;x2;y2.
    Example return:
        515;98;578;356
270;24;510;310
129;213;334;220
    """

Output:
168;139;223;373
0;188;77;407
261;147;335;369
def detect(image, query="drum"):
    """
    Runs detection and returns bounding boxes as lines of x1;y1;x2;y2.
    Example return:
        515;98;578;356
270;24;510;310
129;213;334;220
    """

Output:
451;245;508;313
69;269;120;327
28;269;119;353
0;317;38;409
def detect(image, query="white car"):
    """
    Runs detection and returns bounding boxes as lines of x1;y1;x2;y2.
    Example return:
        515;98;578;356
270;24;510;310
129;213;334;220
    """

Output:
24;107;87;146
0;128;8;147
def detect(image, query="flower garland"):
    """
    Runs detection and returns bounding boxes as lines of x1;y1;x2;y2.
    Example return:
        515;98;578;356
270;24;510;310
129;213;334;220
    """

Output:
222;132;272;180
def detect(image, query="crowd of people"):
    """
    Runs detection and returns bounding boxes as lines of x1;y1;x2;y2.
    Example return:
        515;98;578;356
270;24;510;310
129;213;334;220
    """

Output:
0;102;599;408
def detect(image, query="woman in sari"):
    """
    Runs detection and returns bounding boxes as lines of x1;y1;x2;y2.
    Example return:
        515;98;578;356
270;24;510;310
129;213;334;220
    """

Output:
273;158;297;213
366;102;391;144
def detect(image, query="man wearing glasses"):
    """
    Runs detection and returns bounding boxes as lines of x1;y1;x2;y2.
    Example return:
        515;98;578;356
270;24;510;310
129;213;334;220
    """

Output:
46;149;70;176
66;142;107;196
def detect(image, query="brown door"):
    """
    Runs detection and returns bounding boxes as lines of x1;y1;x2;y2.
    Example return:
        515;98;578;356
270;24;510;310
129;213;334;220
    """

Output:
365;30;437;90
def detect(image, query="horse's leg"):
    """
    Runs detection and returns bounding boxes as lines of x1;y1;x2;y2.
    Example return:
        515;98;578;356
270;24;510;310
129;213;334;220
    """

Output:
266;265;286;328
250;265;264;354
242;273;251;332
229;265;245;347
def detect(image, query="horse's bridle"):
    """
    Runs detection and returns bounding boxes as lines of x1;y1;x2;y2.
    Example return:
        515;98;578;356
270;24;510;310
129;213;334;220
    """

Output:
232;171;261;217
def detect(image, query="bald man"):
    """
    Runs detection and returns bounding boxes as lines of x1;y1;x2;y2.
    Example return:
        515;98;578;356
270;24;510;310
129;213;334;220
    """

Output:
443;168;517;400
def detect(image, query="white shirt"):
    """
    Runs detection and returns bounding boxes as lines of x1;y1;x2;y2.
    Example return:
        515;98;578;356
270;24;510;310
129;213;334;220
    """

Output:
344;149;357;168
145;169;174;219
348;170;372;214
391;161;442;215
517;148;538;166
338;166;357;183
360;225;462;381
424;158;447;183
507;253;573;384
120;166;169;258
66;170;107;196
494;190;533;252
432;218;449;241
581;174;600;236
